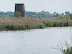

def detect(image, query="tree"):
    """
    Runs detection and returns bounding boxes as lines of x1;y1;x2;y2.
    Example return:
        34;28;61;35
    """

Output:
69;14;72;19
14;11;21;17
61;13;64;15
53;12;60;17
65;11;70;15
55;13;60;17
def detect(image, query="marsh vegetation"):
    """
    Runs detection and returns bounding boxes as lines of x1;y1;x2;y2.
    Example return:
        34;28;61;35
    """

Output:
0;17;71;30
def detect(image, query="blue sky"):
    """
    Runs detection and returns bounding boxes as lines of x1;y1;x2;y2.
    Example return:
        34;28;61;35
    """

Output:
0;0;72;13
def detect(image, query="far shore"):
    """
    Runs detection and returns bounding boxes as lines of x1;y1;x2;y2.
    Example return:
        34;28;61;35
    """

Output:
0;17;71;31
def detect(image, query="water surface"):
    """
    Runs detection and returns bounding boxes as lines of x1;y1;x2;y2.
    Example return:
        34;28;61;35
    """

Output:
0;27;72;54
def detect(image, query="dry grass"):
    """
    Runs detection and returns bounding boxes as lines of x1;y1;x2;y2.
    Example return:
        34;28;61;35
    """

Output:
0;17;72;25
0;17;71;30
43;17;71;23
0;17;42;25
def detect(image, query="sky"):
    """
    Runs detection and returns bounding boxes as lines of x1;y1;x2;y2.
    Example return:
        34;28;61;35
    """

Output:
0;0;72;13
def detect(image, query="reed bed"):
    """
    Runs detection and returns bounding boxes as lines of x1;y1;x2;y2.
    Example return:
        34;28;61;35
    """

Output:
0;17;72;30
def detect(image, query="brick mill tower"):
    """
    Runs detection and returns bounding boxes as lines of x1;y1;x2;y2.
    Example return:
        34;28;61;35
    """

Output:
15;3;26;17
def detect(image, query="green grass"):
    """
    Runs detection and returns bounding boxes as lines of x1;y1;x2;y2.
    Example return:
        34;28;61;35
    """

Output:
0;21;71;31
43;21;70;27
0;24;45;31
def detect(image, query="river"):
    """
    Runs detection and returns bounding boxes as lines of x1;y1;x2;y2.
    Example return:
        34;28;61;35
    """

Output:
0;27;72;54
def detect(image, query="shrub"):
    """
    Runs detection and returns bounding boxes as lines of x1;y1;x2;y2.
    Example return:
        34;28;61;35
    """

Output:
69;14;72;19
14;11;21;17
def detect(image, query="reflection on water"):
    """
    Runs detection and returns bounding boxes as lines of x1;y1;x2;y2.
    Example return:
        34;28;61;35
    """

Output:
0;27;72;54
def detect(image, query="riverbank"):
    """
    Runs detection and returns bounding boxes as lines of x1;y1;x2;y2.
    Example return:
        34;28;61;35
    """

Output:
0;17;72;30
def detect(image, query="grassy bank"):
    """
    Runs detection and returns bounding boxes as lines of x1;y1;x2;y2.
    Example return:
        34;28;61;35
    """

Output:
0;17;72;30
43;21;72;27
0;24;45;31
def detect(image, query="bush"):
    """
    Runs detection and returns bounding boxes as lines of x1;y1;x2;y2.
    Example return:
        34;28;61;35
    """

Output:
14;11;21;17
69;14;72;19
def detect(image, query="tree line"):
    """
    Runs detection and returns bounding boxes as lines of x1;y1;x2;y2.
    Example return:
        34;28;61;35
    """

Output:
0;11;72;18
